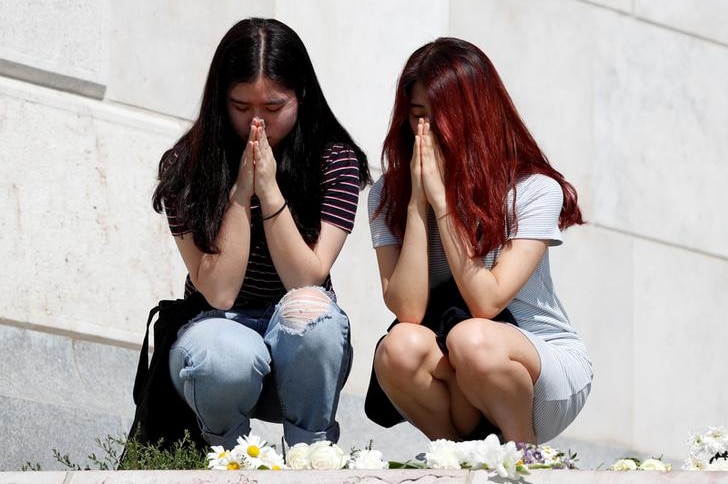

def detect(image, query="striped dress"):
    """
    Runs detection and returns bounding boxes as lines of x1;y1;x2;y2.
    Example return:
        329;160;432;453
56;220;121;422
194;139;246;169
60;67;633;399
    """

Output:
368;173;593;443
165;143;361;307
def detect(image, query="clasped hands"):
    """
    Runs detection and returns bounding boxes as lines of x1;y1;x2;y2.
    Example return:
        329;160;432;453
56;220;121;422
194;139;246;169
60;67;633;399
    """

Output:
235;117;280;207
411;118;447;217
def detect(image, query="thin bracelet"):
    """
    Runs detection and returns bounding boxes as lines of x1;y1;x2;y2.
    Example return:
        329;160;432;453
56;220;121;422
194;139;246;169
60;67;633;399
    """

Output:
262;200;287;221
437;211;450;221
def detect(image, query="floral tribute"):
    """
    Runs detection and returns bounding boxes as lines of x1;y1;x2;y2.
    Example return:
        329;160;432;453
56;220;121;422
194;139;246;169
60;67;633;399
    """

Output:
683;426;728;471
609;457;671;472
206;432;574;479
206;425;728;478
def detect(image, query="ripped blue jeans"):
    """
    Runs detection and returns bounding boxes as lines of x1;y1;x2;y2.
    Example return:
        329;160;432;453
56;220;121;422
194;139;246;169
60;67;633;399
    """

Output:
168;286;352;449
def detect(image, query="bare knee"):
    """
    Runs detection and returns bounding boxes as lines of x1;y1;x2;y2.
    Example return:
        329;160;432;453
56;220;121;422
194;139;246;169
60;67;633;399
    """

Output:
278;286;333;334
446;319;509;375
374;324;436;381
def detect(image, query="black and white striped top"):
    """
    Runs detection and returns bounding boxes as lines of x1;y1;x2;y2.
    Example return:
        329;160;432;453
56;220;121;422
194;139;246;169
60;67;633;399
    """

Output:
165;143;361;306
368;173;583;342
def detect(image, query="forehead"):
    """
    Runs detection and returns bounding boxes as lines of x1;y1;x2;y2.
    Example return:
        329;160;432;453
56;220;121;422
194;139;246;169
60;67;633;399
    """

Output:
228;77;296;100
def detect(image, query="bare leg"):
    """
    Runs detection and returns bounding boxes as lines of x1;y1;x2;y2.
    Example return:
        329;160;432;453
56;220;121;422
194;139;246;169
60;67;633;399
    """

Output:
373;323;462;440
446;318;540;443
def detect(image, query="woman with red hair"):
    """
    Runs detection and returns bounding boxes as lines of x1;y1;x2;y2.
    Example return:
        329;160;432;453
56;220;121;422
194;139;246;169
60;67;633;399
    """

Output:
366;37;592;444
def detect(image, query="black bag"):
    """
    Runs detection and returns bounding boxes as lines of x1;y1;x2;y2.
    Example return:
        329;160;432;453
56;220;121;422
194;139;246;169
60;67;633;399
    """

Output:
364;278;517;428
124;292;212;452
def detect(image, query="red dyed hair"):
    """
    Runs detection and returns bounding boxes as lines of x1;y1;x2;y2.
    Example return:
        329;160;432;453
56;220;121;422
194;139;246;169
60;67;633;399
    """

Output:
378;37;583;256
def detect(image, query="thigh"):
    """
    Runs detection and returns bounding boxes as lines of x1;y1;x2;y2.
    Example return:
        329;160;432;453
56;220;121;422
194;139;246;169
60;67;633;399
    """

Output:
446;318;541;383
170;317;271;392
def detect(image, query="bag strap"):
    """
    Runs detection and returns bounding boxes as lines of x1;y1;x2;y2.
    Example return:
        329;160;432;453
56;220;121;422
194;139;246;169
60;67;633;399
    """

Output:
132;304;161;404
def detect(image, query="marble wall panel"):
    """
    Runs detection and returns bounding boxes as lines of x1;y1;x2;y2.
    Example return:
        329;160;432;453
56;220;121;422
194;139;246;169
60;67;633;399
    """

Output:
636;0;728;46
107;1;273;119
593;11;728;258
0;78;187;342
0;0;107;93
631;239;728;459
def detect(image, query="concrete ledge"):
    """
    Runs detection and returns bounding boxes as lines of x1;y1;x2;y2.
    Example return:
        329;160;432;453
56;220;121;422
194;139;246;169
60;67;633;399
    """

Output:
2;470;728;484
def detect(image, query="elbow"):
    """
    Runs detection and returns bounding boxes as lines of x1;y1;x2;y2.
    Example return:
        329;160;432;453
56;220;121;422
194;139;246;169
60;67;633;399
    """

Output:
208;296;235;311
385;298;426;325
471;302;509;321
190;273;239;310
198;286;238;311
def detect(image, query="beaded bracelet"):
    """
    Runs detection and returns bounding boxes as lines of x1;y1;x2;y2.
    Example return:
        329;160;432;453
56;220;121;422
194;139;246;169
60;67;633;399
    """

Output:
262;200;287;221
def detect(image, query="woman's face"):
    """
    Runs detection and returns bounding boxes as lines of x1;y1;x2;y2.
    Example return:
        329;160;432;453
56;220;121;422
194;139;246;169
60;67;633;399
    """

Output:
408;81;431;134
226;77;298;148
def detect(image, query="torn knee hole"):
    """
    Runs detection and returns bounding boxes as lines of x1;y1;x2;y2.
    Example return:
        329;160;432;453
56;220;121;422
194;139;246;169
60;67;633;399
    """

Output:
279;287;332;334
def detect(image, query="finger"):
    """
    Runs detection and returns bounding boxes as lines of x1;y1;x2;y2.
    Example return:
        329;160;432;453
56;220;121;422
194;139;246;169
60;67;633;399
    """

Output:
244;141;256;167
421;125;433;154
257;123;271;153
412;134;421;165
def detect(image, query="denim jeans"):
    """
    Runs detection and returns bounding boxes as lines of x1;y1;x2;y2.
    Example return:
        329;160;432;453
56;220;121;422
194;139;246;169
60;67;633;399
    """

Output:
168;286;352;449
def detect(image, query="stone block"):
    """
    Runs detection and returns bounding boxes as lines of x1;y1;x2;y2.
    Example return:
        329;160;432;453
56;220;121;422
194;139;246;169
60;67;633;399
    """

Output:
592;12;728;258
636;0;728;45
107;1;274;120
632;240;728;459
0;77;187;342
0;0;107;93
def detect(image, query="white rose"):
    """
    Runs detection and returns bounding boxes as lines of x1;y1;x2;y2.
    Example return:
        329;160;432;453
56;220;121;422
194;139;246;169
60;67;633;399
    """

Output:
611;458;638;471
639;458;671;471
349;449;389;470
308;441;349;470
425;439;461;470
286;443;311;470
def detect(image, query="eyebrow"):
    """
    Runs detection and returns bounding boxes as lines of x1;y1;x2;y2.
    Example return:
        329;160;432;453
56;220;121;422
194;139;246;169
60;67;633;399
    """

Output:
229;97;289;106
409;102;427;109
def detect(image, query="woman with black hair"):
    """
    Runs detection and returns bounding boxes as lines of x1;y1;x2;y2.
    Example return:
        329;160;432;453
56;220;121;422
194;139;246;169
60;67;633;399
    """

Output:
152;18;370;449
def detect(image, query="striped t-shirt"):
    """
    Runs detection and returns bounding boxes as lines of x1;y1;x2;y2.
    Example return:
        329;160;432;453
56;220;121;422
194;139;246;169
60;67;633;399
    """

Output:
165;143;361;306
368;173;583;343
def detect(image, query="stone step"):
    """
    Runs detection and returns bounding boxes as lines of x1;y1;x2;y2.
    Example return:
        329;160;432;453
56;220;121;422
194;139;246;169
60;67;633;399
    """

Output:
1;470;727;483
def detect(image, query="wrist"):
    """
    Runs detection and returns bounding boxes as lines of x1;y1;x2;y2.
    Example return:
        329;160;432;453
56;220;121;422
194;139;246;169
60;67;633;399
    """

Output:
230;184;253;206
257;186;284;209
262;199;287;221
431;200;448;219
407;202;427;219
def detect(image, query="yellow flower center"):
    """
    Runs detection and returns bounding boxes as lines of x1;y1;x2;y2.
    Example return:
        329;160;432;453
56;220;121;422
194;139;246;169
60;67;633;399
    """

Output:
226;462;240;470
247;445;260;457
272;465;282;470
218;451;227;459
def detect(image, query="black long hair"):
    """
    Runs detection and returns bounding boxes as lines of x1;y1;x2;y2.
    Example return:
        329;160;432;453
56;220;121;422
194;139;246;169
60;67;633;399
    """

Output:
153;18;370;253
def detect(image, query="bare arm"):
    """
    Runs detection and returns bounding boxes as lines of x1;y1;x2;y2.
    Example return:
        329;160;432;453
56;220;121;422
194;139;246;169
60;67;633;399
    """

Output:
374;119;431;323
173;132;257;310
253;126;350;289
437;220;547;318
